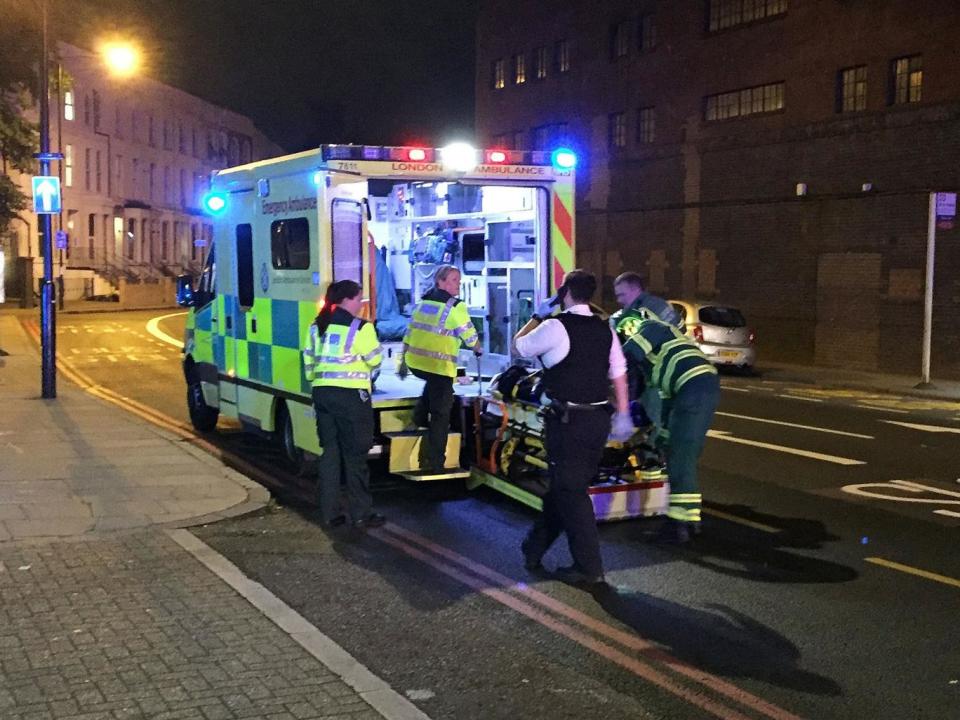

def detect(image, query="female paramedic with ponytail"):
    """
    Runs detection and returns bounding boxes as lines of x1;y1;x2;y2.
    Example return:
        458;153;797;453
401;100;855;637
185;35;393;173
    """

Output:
302;280;385;529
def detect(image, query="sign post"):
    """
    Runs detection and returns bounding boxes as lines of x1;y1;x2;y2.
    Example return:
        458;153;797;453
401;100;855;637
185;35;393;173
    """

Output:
920;191;956;387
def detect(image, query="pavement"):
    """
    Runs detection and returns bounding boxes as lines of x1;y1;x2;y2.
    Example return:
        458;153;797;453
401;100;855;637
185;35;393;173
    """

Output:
0;313;429;720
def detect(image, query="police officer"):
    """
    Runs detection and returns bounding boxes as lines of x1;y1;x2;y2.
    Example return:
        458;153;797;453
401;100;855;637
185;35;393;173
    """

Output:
615;301;720;544
398;265;481;472
610;272;682;434
514;269;634;585
303;280;385;529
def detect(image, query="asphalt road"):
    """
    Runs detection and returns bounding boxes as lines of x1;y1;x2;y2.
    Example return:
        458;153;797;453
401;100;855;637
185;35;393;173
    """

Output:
40;309;960;719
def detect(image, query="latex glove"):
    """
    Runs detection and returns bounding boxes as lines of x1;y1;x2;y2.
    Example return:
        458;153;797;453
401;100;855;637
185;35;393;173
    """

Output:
397;360;409;380
609;411;636;443
472;345;483;357
534;295;559;319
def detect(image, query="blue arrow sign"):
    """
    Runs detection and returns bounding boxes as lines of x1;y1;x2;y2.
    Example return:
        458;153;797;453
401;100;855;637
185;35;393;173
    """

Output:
32;176;62;214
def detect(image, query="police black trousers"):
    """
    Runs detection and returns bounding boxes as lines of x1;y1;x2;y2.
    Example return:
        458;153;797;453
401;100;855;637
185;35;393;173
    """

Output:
411;369;455;470
312;386;374;523
523;407;610;578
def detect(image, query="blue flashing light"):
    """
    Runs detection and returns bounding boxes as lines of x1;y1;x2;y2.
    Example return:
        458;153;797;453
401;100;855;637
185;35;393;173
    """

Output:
313;171;323;186
203;192;227;215
551;148;578;170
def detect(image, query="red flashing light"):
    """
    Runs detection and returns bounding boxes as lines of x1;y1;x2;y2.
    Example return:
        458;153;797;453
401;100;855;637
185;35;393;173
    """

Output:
408;148;427;162
488;150;507;163
692;325;704;343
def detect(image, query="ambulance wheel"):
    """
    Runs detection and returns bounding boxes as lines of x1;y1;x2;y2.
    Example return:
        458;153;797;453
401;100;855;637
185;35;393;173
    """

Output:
278;403;312;477
187;378;219;433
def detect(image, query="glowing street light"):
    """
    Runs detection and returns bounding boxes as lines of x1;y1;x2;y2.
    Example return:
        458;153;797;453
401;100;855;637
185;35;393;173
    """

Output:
100;42;140;78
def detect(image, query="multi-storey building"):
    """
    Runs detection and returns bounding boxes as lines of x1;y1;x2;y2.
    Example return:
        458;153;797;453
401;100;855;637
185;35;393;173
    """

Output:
476;1;960;378
3;42;282;300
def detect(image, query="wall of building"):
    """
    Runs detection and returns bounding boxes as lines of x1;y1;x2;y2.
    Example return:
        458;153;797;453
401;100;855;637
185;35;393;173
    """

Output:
6;42;283;299
476;0;960;378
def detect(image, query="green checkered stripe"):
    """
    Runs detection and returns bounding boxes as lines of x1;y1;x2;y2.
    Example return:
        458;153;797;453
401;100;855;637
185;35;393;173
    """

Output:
208;295;317;396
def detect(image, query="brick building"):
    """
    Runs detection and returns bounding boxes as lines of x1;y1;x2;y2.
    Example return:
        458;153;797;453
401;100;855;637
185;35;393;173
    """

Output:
2;42;282;301
475;0;960;378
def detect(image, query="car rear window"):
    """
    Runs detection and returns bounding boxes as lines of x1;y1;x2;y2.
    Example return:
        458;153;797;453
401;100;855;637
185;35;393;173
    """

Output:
699;306;746;327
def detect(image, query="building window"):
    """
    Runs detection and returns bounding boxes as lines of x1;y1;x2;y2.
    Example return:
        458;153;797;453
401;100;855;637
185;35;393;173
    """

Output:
131;159;139;197
149;163;156;199
705;82;784;120
492;133;511;149
609;112;627;148
531;125;551;150
63;91;74;121
88;214;96;259
513;130;527;150
639;14;657;51
610;20;630;60
492;59;506;90
708;0;787;32
84;148;91;190
114;105;123;138
555;39;571;74
180;169;187;205
838;66;867;113
148;116;156;146
164;166;171;204
92;90;101;130
64;144;73;187
637;107;655;143
535;46;549;80
84;94;90;125
115;155;122;196
179;123;186;154
131;111;138;142
513;53;527;85
95;151;102;193
891;55;922;105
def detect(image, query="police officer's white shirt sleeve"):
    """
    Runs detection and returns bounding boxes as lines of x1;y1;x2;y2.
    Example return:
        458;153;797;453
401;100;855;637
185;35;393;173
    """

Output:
608;328;627;380
514;318;568;367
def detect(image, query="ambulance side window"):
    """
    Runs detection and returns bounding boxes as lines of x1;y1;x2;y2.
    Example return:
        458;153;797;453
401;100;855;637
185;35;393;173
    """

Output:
270;218;310;269
236;223;254;307
196;245;216;307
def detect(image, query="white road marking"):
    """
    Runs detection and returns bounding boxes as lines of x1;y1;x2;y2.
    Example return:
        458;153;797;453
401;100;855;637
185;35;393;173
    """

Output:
714;411;873;439
882;420;960;435
855;405;910;414
842;479;960;505
776;394;823;403
934;510;960;519
707;429;866;465
722;386;751;393
146;311;187;349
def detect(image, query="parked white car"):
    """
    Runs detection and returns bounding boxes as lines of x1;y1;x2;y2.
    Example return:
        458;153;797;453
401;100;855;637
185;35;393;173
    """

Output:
669;300;756;371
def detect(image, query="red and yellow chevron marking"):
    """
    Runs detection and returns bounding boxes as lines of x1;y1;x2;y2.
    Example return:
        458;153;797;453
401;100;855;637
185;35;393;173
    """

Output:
550;183;575;292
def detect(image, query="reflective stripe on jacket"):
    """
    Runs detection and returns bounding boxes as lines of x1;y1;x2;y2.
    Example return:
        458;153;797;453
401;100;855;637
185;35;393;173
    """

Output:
403;290;478;378
303;310;382;390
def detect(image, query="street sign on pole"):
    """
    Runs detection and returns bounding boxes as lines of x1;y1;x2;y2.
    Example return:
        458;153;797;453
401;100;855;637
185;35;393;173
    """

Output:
935;191;956;230
55;230;68;250
31;176;62;214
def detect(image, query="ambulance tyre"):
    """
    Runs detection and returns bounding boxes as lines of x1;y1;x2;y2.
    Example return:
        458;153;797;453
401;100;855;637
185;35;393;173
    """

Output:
187;376;218;433
277;402;312;477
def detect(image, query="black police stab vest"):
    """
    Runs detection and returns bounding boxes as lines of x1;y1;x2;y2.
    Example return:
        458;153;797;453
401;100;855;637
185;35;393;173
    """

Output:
543;313;612;404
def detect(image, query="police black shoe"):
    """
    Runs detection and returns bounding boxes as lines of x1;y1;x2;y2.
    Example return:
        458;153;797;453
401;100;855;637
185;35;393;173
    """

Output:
520;539;544;572
324;515;347;528
655;519;692;545
555;565;606;586
353;513;386;529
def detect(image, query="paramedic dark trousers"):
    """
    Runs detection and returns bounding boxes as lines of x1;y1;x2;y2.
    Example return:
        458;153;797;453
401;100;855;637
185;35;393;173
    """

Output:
312;386;374;523
661;373;720;523
524;405;611;578
411;369;455;470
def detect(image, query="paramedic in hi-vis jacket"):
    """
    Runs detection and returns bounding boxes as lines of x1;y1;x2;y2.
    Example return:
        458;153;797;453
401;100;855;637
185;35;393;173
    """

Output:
398;265;482;472
513;269;635;586
303;280;385;529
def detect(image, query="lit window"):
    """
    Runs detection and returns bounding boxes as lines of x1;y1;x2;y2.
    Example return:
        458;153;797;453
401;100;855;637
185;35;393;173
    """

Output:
609;112;627;148
63;91;74;121
611;21;630;60
64;144;74;187
838;66;867;113
535;46;549;80
704;82;784;121
513;53;527;85
555;39;571;74
637;107;655;143
708;0;787;32
892;55;922;105
492;59;506;90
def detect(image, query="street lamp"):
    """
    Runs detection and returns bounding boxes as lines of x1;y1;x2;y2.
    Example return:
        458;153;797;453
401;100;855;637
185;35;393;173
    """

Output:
100;41;140;78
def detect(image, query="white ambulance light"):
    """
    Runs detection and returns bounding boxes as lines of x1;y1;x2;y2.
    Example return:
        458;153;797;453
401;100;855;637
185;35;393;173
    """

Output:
408;148;427;162
551;148;577;170
202;192;227;215
440;142;478;173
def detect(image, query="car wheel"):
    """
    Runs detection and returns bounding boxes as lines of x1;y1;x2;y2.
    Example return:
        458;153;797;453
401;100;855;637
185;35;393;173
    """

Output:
187;378;219;433
277;402;312;477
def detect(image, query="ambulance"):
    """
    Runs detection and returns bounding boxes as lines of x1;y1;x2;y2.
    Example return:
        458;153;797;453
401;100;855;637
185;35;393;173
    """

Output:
177;143;666;521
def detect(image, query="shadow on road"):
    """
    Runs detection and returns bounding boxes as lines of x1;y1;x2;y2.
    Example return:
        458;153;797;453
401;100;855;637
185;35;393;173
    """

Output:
591;584;843;697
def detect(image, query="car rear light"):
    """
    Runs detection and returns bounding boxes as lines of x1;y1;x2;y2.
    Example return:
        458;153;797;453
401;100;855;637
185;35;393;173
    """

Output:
692;325;704;342
748;329;756;344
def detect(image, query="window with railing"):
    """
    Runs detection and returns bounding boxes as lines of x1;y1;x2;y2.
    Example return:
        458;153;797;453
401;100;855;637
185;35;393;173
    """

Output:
535;46;549;79
609;112;627;148
492;58;506;89
513;53;527;84
637;107;656;143
555;39;571;73
610;20;630;60
708;0;786;32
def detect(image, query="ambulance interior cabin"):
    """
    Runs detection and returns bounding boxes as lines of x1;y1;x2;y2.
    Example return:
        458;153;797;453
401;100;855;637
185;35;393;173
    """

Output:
344;178;550;377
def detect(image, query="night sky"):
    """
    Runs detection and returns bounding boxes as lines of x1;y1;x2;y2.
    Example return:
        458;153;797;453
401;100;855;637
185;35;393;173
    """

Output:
47;0;479;152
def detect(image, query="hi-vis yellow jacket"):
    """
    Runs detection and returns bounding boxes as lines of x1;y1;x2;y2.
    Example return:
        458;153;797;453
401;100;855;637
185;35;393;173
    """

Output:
303;308;383;390
403;288;479;378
